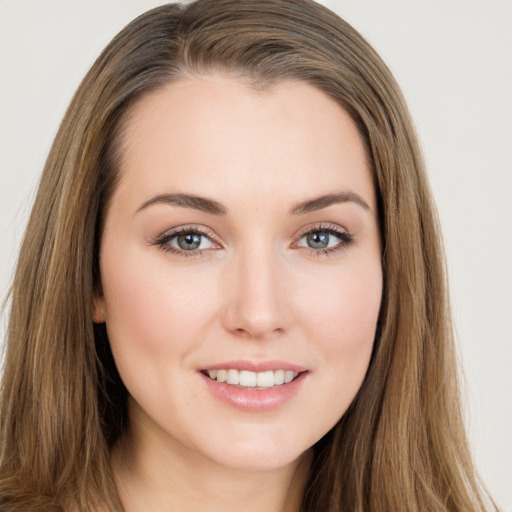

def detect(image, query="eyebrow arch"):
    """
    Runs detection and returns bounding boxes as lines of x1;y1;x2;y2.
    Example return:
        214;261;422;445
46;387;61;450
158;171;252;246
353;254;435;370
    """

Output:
136;190;370;216
137;193;227;215
289;192;370;214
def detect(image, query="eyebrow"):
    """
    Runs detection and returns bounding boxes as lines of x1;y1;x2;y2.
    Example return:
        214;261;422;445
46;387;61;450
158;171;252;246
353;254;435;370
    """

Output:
137;193;228;215
136;191;370;216
289;191;370;214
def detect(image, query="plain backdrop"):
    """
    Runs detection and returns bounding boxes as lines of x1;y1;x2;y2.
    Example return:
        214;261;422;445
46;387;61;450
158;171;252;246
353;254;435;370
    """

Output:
1;0;511;509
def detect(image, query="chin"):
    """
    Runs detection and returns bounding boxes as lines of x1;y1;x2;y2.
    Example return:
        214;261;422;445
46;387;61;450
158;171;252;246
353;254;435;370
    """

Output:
208;447;307;473
192;424;318;473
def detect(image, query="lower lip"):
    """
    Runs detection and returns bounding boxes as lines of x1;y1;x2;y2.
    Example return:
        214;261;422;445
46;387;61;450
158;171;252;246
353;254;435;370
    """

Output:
200;371;308;412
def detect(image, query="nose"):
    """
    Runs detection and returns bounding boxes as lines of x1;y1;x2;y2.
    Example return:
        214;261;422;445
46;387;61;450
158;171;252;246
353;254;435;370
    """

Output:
221;244;291;340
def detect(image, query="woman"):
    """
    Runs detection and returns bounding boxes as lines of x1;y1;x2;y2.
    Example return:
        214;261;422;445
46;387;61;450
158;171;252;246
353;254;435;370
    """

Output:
0;0;496;510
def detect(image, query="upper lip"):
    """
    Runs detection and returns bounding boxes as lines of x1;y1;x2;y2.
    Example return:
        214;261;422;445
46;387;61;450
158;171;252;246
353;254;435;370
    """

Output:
200;360;308;373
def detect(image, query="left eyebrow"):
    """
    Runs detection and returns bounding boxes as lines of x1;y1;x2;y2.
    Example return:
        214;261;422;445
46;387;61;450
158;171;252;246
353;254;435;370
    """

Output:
289;192;370;215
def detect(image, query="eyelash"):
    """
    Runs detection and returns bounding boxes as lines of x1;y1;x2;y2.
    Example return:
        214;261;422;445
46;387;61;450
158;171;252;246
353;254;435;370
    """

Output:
295;223;355;257
152;223;354;258
152;226;217;257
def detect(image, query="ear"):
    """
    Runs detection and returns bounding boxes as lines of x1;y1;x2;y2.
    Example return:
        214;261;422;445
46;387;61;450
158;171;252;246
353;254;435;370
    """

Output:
93;283;106;324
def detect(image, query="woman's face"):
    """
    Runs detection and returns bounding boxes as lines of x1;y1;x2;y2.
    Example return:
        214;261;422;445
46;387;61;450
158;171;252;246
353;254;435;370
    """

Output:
96;75;382;472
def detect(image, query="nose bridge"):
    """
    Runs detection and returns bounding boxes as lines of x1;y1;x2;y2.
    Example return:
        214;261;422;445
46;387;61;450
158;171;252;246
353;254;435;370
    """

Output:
222;236;288;339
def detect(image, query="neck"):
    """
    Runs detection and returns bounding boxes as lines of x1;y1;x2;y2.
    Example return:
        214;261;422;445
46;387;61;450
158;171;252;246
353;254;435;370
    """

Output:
111;408;312;512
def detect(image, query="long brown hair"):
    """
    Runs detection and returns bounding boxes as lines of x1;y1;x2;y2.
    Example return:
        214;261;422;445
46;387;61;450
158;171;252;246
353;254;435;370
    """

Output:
0;1;495;510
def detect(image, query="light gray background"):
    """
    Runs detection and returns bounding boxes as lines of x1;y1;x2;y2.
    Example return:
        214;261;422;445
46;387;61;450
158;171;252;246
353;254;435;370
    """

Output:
1;1;511;509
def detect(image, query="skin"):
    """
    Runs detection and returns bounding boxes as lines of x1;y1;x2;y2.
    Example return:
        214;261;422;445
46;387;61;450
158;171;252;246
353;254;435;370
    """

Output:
95;74;382;512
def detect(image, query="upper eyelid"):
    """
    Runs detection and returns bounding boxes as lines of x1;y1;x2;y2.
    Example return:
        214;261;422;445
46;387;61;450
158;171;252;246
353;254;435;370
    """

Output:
156;224;218;241
295;222;348;238
158;221;347;236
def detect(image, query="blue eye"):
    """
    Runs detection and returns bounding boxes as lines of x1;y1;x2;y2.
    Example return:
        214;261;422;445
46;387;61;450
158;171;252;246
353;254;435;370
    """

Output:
155;228;216;256
300;231;337;249
154;224;353;258
173;232;212;251
296;226;354;254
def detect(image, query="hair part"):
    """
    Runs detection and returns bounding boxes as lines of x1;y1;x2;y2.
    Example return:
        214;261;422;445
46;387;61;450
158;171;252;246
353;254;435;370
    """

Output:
0;1;494;510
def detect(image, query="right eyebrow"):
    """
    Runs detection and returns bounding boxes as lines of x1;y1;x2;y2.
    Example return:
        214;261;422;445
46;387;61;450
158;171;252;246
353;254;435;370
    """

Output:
136;193;228;216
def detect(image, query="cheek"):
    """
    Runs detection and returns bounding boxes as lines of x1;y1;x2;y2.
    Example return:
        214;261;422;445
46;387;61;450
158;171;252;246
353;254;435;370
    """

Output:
100;248;216;363
272;259;382;450
301;262;382;349
298;260;382;400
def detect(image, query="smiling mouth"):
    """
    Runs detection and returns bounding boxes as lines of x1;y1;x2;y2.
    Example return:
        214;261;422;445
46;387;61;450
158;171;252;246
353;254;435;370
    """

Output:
201;369;302;389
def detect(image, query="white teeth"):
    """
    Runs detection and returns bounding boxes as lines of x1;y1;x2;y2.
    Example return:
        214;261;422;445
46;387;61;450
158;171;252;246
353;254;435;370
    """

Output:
206;368;300;388
274;369;285;385
239;370;257;387
257;371;275;388
284;370;295;383
227;369;239;385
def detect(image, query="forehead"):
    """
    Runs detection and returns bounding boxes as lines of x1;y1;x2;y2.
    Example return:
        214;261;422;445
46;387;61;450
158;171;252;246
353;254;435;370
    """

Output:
114;74;375;212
